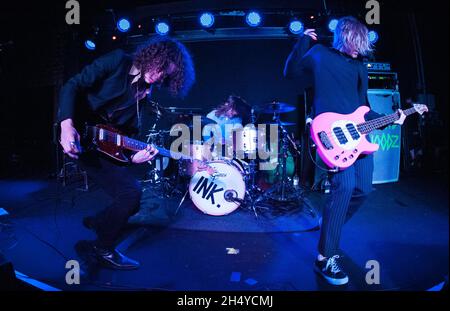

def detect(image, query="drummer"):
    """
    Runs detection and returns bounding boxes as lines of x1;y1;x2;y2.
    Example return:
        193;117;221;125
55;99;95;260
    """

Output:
204;95;252;158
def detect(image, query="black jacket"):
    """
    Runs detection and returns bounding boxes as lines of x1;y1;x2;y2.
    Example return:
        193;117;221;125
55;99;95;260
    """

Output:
284;35;383;121
57;49;146;135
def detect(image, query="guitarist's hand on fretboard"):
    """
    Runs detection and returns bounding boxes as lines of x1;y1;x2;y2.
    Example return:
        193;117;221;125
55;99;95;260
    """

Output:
60;118;82;159
130;145;159;164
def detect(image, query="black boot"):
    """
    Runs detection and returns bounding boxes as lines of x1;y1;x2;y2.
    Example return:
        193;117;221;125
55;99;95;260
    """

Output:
82;216;98;231
75;240;140;270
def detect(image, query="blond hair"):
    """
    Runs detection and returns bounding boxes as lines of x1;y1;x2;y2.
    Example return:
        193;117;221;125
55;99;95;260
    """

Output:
333;16;373;56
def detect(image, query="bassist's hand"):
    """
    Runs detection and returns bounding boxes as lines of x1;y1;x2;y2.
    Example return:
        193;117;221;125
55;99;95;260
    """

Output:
60;118;81;159
131;145;159;164
393;109;407;125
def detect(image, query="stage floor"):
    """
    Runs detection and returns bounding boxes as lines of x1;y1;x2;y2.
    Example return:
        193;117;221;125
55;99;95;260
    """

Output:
0;172;448;291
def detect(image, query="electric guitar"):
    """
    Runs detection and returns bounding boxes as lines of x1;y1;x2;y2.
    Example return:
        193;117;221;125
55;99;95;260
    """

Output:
310;104;428;170
82;124;192;163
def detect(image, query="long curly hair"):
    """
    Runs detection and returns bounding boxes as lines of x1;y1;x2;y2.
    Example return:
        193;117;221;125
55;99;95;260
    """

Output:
333;16;373;57
133;36;195;97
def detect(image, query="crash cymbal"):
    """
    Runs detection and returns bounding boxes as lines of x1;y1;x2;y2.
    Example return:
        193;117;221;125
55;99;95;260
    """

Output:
258;101;296;114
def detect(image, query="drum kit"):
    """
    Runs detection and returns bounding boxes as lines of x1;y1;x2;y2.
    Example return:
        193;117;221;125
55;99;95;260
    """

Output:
142;101;316;218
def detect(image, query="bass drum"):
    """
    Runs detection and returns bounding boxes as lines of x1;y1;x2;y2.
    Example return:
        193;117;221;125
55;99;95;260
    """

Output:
189;159;246;216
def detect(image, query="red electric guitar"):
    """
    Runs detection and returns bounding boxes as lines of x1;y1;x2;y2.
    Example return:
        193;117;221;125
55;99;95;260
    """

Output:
82;124;191;163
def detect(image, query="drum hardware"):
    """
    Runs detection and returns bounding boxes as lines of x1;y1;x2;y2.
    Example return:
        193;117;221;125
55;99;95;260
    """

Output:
257;105;317;218
142;126;181;198
175;188;190;215
236;107;267;217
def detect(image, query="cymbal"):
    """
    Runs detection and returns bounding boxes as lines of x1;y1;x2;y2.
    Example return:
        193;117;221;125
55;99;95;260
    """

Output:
258;102;296;114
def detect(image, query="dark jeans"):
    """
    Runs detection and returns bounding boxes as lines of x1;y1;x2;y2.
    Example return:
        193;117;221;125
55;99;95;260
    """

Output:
318;154;374;257
79;151;142;249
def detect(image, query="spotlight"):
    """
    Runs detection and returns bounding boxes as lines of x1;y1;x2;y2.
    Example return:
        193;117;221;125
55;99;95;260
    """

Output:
328;19;339;32
112;35;117;40
155;22;170;35
246;11;261;27
117;18;131;32
289;20;304;35
199;12;215;28
368;30;379;44
84;40;96;50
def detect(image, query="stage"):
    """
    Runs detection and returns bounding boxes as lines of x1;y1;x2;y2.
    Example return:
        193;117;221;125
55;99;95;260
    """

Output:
0;171;447;291
0;0;449;301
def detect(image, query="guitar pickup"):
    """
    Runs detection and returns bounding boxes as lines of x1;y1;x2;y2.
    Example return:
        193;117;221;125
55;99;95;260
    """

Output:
346;124;361;140
333;127;348;144
318;131;334;150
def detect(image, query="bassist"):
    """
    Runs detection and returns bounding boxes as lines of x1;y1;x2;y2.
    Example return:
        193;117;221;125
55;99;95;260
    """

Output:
284;16;406;285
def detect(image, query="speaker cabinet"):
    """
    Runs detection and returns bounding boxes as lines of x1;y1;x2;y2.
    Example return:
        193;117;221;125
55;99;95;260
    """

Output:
367;89;402;184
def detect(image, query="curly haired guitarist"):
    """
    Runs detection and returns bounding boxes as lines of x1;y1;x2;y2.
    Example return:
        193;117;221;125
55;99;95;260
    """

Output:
57;36;195;270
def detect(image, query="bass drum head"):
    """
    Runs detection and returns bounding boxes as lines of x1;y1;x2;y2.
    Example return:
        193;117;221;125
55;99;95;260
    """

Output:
189;160;246;216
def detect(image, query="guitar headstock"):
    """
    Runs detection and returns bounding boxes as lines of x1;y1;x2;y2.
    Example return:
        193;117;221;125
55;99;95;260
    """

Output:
413;104;429;115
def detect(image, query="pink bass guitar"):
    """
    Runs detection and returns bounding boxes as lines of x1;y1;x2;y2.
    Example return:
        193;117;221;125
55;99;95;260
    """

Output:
310;104;428;170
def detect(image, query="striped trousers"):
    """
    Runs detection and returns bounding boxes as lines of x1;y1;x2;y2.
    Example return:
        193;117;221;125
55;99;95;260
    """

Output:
318;154;374;257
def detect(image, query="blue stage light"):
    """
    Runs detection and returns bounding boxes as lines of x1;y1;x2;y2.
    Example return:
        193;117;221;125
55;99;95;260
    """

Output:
289;20;304;35
155;22;170;35
328;19;339;32
117;18;131;32
368;30;379;44
246;11;261;27
199;12;215;28
84;40;96;50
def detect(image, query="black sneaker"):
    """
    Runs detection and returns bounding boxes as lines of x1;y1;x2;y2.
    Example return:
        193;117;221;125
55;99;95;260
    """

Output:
314;255;349;285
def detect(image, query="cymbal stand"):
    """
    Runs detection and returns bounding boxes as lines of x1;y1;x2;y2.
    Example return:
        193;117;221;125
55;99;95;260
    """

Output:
262;113;316;217
141;119;178;198
241;107;267;217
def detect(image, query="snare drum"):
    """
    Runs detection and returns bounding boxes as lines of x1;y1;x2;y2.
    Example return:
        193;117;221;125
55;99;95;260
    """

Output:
189;159;246;216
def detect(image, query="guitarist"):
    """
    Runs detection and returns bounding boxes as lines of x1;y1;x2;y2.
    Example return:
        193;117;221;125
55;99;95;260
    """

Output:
284;16;406;285
57;36;195;270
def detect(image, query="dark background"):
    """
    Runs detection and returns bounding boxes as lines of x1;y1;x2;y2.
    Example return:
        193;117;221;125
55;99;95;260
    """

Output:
0;0;448;178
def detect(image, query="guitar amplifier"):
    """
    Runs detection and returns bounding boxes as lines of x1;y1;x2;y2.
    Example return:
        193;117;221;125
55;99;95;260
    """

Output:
368;89;402;184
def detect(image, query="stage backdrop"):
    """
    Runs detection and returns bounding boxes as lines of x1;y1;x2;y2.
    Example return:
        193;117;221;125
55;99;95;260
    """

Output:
143;39;303;131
